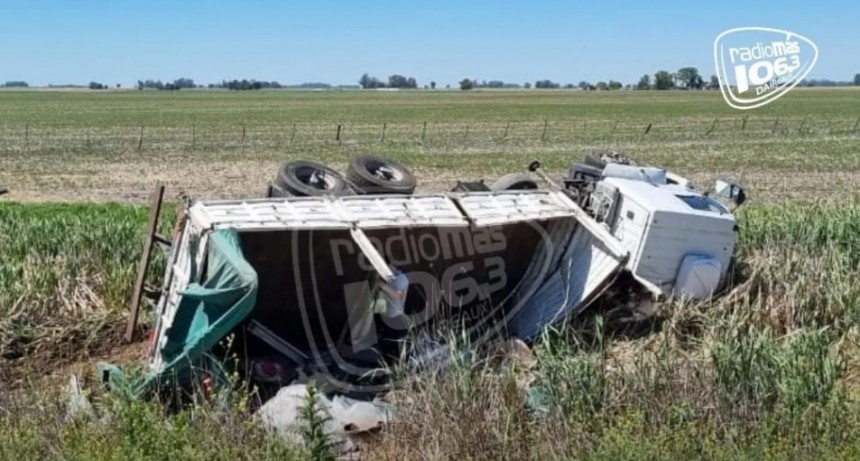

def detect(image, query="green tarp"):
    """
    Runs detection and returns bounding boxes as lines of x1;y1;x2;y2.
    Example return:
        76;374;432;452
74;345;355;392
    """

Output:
134;228;258;393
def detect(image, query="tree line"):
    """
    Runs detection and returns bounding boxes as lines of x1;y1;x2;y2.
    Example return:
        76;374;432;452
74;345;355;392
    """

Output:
5;71;860;91
359;73;419;89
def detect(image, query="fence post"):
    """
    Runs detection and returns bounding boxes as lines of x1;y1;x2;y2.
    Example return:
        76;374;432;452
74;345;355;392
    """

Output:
644;123;652;134
541;119;549;141
137;126;144;151
290;123;296;145
463;124;470;142
741;116;748;131
798;115;808;134
191;124;196;151
705;118;718;135
25;124;29;152
853;116;860;134
421;121;427;143
336;124;342;142
501;121;510;141
380;123;387;142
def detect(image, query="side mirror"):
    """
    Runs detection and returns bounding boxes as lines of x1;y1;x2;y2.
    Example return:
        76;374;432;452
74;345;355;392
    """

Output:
715;178;746;207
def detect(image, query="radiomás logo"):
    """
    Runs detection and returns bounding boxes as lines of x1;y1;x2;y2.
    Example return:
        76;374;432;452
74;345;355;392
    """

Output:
714;27;818;110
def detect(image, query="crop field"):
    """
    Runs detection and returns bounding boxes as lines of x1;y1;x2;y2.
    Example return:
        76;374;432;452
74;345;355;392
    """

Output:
1;88;859;203
2;89;860;460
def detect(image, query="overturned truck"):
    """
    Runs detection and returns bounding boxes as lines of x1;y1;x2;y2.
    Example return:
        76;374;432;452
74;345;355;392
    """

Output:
129;158;744;394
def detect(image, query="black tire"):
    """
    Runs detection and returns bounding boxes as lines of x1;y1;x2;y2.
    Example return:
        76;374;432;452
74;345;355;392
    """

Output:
346;154;417;194
267;183;293;198
275;160;351;197
490;173;539;191
584;152;608;169
568;163;603;181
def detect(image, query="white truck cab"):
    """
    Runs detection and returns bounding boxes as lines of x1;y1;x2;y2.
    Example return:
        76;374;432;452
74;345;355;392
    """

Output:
589;174;738;300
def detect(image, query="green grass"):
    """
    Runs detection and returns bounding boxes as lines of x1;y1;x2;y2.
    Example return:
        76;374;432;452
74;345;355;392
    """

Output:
1;201;859;459
0;88;858;203
1;89;860;459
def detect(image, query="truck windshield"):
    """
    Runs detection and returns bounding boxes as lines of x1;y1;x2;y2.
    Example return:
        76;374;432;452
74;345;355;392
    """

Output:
675;195;728;214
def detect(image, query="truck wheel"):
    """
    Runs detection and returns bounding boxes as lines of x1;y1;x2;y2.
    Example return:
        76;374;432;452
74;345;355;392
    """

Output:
568;163;603;181
584;152;608;168
346;154;417;194
490;173;538;191
275;161;351;197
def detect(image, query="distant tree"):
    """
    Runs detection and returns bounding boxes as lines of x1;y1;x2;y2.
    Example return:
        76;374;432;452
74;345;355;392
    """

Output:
534;79;559;89
577;81;592;91
3;81;29;88
172;78;195;89
636;74;651;90
459;78;474;90
595;81;608;90
708;75;720;89
523;82;532;89
359;73;384;89
654;71;675;90
116;83;121;88
608;80;623;90
445;84;450;89
854;73;860;86
388;75;407;88
430;81;436;89
676;67;703;89
88;82;107;90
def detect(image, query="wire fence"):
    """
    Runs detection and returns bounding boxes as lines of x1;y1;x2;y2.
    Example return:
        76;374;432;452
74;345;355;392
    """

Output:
2;115;859;156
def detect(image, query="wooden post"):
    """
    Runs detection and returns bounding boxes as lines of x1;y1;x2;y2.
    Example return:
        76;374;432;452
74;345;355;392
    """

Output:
421;121;427;143
290;123;296;144
125;183;165;343
798;115;808;134
463;124;470;142
191;124;196;150
644;123;652;134
705;118;718;135
336;124;342;142
741;116;748;131
137;126;144;151
501;121;510;141
853;116;860;134
772;117;779;133
380;123;387;142
541;119;549;141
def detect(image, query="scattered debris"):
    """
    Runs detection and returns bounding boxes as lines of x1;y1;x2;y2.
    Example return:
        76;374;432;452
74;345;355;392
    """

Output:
257;384;393;452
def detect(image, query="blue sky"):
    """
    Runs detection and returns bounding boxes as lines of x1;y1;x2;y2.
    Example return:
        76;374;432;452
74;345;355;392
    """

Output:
0;0;856;87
